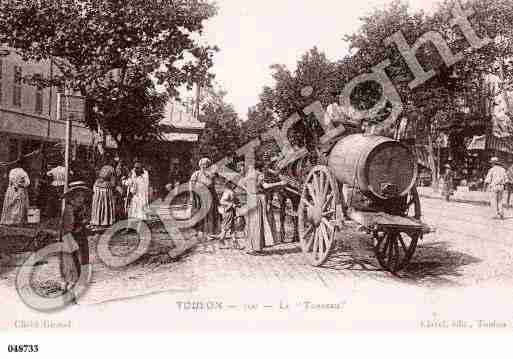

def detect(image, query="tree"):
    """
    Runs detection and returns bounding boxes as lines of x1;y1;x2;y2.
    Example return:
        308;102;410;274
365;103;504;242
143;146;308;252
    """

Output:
247;47;340;158
0;0;218;153
192;85;243;167
341;0;513;186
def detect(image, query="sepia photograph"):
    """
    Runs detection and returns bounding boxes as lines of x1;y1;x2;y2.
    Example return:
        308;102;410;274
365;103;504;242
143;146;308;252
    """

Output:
0;0;512;355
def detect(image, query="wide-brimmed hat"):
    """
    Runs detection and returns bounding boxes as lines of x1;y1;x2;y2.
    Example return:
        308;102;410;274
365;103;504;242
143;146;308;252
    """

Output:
490;156;500;164
444;164;451;169
62;181;90;199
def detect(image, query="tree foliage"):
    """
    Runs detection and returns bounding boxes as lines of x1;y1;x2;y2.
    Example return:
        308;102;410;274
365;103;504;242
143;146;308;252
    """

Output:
244;0;513;182
192;85;243;166
0;0;218;152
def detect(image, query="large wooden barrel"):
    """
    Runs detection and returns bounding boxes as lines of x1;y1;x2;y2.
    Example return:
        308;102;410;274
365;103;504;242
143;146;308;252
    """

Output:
327;134;417;200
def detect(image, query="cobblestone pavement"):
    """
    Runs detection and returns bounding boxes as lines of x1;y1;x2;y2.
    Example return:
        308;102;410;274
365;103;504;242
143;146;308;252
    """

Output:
2;198;513;331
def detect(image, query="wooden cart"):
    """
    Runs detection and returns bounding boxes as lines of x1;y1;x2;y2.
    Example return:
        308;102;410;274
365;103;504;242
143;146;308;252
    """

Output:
276;133;431;273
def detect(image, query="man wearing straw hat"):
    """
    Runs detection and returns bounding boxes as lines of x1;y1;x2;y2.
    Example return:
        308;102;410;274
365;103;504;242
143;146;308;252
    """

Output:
484;157;508;219
60;181;91;298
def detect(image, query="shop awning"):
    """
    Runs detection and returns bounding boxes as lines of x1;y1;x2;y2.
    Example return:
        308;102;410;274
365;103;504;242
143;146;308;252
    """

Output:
467;135;513;153
487;135;513;153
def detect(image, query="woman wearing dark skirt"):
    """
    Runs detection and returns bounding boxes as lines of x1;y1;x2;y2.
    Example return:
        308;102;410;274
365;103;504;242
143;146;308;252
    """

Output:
242;166;286;255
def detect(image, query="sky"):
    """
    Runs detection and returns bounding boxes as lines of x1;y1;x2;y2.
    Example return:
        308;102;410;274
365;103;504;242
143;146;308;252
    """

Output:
200;0;442;119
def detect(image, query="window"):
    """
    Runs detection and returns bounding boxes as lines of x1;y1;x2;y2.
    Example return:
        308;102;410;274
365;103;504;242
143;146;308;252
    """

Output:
35;75;43;114
13;65;22;107
8;138;19;161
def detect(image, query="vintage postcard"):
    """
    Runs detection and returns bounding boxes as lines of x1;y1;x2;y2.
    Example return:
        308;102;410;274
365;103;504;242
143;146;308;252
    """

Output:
1;0;513;350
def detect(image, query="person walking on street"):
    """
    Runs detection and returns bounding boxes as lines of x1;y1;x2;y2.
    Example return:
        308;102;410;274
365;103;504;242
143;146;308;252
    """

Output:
441;164;454;201
1;159;30;225
484;157;508;219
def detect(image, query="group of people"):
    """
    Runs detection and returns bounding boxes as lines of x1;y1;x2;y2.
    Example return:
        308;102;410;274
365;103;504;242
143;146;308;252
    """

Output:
441;156;513;219
90;157;150;227
0;155;151;227
189;157;296;255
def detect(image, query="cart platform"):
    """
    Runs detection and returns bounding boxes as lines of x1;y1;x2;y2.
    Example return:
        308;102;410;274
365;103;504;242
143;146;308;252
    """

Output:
348;210;431;234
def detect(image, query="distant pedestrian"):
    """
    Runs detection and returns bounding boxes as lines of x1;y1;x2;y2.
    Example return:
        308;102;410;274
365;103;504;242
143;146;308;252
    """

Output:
441;164;454;201
90;160;116;227
484;157;508;219
1;159;30;225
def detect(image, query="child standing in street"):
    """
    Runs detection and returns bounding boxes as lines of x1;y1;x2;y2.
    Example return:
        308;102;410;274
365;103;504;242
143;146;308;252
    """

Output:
60;181;91;300
211;180;239;248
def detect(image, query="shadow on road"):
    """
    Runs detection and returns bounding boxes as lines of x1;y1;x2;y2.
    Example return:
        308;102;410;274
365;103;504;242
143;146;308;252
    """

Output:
261;246;303;256
398;241;482;286
321;231;382;272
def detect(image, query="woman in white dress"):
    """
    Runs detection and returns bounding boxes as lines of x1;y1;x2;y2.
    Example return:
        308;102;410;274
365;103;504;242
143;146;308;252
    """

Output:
1;162;30;225
124;162;149;220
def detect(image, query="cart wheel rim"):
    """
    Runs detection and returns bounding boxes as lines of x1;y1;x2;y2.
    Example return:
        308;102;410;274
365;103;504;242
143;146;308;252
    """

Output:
298;165;339;266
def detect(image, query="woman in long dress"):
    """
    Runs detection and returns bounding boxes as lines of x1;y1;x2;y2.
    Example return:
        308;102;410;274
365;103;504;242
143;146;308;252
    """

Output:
190;158;218;236
124;162;149;220
90;162;116;227
243;166;287;254
1;163;30;225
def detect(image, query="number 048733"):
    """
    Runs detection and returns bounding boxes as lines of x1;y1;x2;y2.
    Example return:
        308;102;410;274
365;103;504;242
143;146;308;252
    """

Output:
7;344;39;353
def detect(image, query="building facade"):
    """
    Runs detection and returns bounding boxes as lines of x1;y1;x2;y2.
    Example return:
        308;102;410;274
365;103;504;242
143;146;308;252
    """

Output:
0;48;105;165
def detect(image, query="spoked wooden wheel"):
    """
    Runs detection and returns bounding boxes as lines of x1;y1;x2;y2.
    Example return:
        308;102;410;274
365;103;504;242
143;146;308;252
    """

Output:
374;230;419;273
374;186;422;273
298;165;339;266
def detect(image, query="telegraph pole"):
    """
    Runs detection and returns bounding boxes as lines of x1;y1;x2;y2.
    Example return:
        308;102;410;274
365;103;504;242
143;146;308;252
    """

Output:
64;86;72;194
195;81;201;121
59;84;72;214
